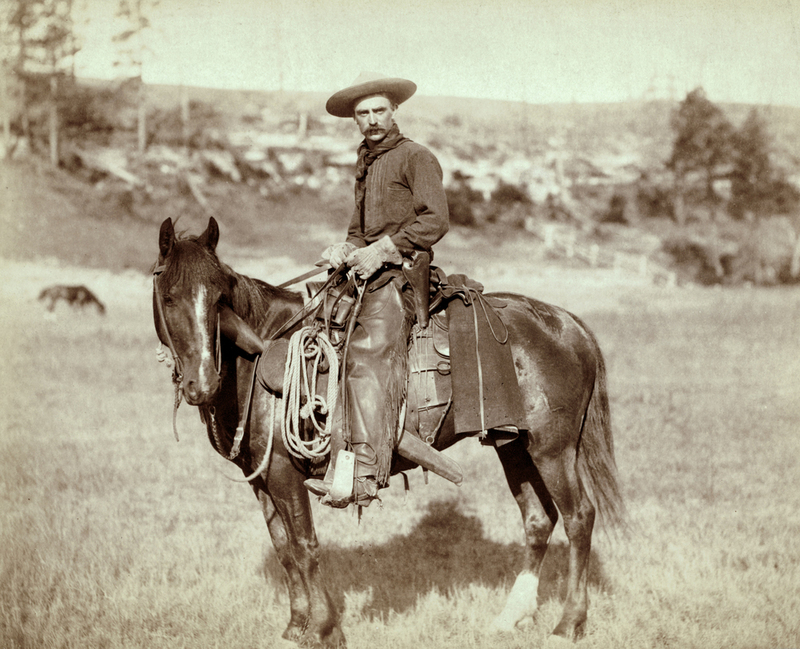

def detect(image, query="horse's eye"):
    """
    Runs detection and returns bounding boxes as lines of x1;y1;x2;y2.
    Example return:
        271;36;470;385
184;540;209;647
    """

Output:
162;294;175;307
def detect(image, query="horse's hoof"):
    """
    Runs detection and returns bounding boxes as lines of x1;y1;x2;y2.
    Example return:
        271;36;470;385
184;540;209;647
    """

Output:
489;616;517;633
548;625;581;646
297;625;346;649
282;623;305;643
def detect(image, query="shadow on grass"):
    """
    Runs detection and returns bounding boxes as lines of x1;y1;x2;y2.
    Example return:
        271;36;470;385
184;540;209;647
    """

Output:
264;499;608;618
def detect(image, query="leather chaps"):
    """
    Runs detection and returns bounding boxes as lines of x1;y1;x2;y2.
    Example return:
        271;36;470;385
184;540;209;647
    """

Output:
331;272;414;485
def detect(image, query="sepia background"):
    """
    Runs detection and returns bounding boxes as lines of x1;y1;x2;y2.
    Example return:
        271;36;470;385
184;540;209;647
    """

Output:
1;0;799;647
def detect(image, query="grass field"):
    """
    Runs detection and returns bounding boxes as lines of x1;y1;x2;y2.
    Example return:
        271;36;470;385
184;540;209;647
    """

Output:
1;240;799;649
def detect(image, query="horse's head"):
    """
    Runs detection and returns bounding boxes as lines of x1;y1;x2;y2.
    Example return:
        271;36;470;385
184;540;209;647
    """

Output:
154;217;229;405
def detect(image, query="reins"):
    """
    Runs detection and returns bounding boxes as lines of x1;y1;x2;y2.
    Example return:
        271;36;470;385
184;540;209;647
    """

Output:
277;262;330;289
153;263;184;442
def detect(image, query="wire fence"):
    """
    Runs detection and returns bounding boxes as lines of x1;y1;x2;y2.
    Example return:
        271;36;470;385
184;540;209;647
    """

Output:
537;223;678;287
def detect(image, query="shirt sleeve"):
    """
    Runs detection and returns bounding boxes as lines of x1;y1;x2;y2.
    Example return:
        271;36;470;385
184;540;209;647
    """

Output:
345;201;366;248
390;148;450;255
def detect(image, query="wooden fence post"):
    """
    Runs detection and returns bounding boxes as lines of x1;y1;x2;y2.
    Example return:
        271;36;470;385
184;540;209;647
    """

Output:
543;224;555;250
589;244;599;267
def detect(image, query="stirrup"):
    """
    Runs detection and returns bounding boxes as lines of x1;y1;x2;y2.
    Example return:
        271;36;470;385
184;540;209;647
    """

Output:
304;476;381;509
323;477;380;508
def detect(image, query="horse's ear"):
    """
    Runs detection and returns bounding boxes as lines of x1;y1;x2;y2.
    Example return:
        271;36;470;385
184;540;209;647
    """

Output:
159;218;174;258
198;217;219;252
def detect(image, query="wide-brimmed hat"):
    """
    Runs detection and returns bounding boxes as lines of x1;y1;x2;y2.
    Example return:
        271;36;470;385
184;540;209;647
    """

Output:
326;71;416;118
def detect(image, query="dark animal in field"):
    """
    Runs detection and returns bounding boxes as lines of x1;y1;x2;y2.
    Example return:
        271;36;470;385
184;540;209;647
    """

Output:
152;216;624;647
38;284;106;314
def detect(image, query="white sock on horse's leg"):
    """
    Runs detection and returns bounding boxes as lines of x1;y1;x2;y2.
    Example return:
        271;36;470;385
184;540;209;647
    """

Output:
490;571;539;632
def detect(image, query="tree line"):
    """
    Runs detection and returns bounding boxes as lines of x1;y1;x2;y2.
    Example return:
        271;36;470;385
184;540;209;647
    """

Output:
1;0;158;162
668;87;799;223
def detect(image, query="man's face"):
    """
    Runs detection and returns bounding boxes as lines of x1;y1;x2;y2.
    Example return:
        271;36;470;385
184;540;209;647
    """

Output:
354;95;395;146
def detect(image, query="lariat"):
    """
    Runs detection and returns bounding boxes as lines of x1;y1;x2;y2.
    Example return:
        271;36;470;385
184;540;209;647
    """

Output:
229;324;341;484
280;325;340;460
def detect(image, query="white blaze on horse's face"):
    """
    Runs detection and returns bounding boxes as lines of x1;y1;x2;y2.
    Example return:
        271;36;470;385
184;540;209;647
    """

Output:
180;283;220;405
194;285;213;392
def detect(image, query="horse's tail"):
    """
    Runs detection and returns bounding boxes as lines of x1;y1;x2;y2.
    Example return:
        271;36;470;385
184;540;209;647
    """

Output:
575;321;626;531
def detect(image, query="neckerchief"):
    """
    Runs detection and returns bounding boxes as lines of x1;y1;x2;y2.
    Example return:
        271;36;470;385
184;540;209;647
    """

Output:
354;123;410;228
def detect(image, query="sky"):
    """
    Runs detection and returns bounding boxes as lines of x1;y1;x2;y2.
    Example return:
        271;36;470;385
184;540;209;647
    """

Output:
72;0;800;106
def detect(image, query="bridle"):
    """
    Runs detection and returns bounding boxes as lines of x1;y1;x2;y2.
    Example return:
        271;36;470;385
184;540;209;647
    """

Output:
153;262;222;445
153;262;190;443
153;257;347;457
153;262;223;380
153;263;184;387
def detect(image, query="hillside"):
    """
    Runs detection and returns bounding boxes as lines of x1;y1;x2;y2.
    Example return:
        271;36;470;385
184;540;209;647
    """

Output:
3;79;800;286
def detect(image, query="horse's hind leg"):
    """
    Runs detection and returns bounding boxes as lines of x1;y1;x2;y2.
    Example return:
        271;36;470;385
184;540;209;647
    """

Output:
491;436;558;631
536;446;596;641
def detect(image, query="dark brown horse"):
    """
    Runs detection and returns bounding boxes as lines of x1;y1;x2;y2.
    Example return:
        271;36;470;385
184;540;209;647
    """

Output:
153;216;624;647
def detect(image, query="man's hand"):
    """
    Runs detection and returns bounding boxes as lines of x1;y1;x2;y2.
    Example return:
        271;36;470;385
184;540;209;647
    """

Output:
321;242;357;268
346;235;402;279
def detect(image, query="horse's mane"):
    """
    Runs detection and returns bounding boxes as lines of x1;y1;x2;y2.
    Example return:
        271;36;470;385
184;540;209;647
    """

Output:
222;262;302;324
160;232;302;326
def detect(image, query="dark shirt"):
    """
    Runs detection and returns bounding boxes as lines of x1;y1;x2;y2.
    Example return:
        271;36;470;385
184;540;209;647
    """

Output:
346;141;449;256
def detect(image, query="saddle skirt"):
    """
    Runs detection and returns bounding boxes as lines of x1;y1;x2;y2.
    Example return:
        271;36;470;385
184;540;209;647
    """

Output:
405;276;527;445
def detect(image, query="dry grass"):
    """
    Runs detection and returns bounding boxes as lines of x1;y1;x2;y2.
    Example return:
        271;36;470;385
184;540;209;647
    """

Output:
1;246;799;648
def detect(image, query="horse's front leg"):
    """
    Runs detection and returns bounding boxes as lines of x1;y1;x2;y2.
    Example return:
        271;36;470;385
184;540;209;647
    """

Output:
252;484;312;642
254;454;344;648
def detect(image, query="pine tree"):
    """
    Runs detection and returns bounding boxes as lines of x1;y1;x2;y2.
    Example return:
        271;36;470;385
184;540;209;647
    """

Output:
3;0;79;163
668;88;734;223
113;0;159;155
730;108;776;219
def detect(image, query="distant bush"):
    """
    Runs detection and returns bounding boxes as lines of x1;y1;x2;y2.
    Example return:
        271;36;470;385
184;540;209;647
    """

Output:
489;181;531;207
59;85;118;136
598;192;632;224
636;176;675;219
663;217;800;285
662;235;730;285
484;181;532;226
149;100;223;148
724;217;800;284
445;182;483;227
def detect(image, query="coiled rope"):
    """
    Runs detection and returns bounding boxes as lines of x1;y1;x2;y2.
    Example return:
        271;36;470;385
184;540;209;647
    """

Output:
229;326;339;483
280;326;340;461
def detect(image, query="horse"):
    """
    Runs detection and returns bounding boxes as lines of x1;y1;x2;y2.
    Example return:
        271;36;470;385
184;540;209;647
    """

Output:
39;284;106;314
153;216;624;647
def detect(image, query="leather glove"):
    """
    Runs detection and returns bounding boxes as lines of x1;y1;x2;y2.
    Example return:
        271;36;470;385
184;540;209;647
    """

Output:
346;235;402;279
321;242;357;268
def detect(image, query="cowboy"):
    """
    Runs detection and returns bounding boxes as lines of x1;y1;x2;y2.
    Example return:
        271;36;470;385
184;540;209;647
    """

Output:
304;72;449;507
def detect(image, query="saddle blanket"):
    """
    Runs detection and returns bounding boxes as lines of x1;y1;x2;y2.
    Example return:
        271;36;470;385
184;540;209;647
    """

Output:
444;274;527;438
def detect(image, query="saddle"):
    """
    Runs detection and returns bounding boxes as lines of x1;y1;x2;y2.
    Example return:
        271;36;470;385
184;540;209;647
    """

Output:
406;271;527;445
221;261;527;485
303;261;527;447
